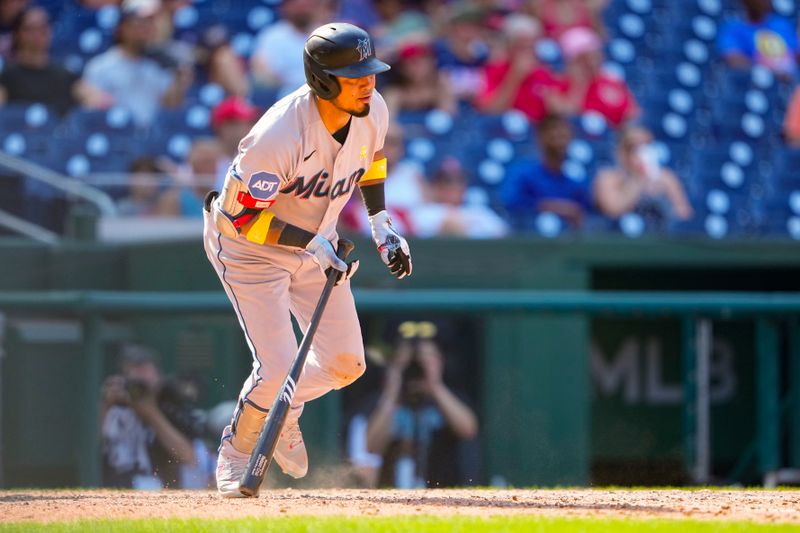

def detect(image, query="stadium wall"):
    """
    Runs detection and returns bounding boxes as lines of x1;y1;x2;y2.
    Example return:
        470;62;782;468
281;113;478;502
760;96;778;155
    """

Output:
1;237;799;488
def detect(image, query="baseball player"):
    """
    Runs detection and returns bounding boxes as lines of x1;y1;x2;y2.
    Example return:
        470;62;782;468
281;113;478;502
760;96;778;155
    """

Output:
202;22;412;497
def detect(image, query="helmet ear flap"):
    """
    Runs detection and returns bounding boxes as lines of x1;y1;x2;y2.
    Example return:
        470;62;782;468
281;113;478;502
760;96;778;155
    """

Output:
304;50;341;100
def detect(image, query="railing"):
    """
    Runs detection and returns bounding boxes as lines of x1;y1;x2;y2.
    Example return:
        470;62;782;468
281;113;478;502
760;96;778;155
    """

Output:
0;289;798;487
0;152;117;217
0;209;60;244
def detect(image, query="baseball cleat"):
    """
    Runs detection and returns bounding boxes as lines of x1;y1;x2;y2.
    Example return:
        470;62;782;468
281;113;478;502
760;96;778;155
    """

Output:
273;409;308;479
216;430;251;498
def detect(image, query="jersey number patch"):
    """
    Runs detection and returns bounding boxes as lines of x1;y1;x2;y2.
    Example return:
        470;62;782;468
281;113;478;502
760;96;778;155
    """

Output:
248;172;281;201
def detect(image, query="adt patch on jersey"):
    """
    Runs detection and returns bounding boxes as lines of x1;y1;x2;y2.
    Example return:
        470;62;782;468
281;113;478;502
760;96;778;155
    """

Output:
248;172;281;202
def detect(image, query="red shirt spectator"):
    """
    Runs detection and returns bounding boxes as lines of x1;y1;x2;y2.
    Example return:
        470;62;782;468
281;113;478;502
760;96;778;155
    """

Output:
528;0;608;40
574;73;637;127
559;27;638;127
476;14;568;122
478;61;567;121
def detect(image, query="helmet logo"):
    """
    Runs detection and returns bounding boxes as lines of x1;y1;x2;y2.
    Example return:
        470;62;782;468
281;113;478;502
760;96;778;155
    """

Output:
356;38;372;61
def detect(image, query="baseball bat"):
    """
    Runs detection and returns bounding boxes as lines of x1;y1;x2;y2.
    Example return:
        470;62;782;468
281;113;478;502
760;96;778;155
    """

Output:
239;238;355;497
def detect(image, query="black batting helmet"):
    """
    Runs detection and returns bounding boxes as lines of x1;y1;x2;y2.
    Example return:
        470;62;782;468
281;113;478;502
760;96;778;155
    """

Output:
303;22;390;100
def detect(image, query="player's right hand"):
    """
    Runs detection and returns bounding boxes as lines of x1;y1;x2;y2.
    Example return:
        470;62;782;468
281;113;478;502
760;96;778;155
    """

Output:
305;235;359;286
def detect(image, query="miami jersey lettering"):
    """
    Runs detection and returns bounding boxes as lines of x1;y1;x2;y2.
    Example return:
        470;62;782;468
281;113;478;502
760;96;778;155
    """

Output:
281;168;366;201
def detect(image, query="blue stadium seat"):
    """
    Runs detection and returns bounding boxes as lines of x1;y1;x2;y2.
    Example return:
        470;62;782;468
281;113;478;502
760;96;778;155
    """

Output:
8;0;796;237
61;108;141;138
43;135;135;175
0;104;59;133
773;149;800;186
773;0;798;17
250;87;279;110
152;105;214;139
2;131;55;170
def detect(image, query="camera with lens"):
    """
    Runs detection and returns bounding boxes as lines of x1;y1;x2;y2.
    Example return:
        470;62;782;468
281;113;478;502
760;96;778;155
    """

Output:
124;378;151;402
404;352;424;382
397;321;438;406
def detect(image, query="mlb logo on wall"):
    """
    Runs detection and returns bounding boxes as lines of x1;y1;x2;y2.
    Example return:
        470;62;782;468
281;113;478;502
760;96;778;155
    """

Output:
249;171;281;203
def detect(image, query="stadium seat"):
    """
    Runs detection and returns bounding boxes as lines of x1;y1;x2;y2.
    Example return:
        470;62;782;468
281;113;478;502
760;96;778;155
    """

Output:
152;105;214;139
61;108;141;139
0;104;59;133
773;149;800;186
8;0;796;238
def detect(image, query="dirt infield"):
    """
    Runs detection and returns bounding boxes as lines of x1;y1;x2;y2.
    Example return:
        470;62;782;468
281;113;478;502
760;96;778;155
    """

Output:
1;489;799;524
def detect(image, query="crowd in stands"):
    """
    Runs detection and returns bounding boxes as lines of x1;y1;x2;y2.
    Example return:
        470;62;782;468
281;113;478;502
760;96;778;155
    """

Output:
0;0;799;239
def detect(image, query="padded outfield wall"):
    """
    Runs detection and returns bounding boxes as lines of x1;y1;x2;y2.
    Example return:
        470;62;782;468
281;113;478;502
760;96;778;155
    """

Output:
0;236;799;488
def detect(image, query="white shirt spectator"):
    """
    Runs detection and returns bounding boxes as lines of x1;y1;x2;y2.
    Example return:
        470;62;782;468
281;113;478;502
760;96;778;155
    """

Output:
83;47;174;127
385;159;426;208
410;203;509;239
409;157;509;239
250;20;308;98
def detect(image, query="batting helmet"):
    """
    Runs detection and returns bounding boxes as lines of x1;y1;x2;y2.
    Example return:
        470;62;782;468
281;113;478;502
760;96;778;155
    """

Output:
303;22;390;100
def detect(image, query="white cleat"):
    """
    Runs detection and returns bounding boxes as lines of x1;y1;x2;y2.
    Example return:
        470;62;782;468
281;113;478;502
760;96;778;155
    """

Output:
274;410;308;479
215;429;250;498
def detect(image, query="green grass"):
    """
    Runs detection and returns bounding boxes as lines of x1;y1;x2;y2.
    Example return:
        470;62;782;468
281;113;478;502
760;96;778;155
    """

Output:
1;516;798;533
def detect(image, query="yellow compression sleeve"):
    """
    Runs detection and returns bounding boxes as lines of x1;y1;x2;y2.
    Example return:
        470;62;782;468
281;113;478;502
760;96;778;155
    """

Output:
360;157;387;186
243;210;315;248
244;210;276;245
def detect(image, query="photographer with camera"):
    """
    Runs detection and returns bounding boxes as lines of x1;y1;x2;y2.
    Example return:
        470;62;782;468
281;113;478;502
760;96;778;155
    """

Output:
365;321;479;488
99;344;209;489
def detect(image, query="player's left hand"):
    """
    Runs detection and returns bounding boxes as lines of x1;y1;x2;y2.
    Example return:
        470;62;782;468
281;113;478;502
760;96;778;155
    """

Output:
368;210;412;279
306;235;359;286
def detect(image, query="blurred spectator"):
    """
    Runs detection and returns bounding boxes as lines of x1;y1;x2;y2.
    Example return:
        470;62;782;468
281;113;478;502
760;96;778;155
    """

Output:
148;0;195;71
525;0;608;40
211;97;259;190
785;86;800;146
100;344;211;489
593;125;692;228
559;27;639;127
198;25;251;99
0;0;28;59
340;124;421;235
475;14;568;123
382;124;427;209
83;0;192;127
501;114;591;228
117;156;167;216
365;321;479;488
337;0;380;29
409;157;509;238
718;0;798;79
80;0;120;8
432;5;490;102
0;6;110;115
371;0;433;62
383;42;457;121
250;0;329;97
156;138;220;217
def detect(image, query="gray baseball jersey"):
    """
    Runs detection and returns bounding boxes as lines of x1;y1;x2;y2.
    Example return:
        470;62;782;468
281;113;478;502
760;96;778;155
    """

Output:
220;84;388;238
203;85;388;424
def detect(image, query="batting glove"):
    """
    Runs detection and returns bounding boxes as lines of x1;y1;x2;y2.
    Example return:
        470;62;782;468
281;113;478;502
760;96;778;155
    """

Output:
368;210;412;279
305;235;359;286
